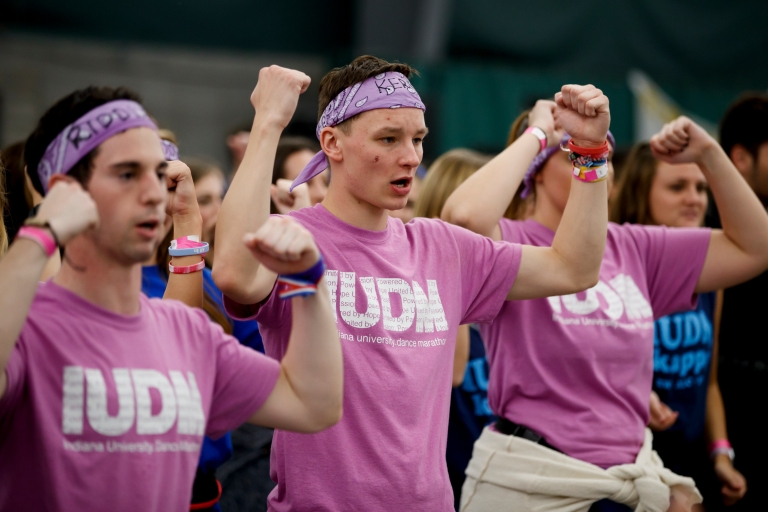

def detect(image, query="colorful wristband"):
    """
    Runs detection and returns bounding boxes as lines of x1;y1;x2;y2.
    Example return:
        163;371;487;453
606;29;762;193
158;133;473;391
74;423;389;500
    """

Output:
169;235;209;257
567;139;610;158
524;126;548;153
573;163;609;183
16;226;58;257
168;257;205;274
709;439;734;460
277;256;326;300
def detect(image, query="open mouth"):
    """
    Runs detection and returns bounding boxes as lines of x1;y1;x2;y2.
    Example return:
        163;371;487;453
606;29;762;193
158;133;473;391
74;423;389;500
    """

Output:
391;177;412;189
137;220;159;230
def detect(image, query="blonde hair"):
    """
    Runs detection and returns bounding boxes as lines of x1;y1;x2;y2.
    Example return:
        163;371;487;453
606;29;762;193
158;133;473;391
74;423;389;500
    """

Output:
414;149;493;219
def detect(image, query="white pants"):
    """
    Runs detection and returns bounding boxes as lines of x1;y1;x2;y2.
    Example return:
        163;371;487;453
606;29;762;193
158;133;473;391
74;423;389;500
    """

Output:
460;427;701;512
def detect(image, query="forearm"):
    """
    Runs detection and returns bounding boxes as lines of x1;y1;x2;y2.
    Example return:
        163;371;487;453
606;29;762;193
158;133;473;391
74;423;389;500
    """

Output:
0;240;49;384
442;134;539;237
279;280;343;429
163;217;203;308
452;324;470;387
213;119;283;301
551;179;608;287
705;382;729;443
703;145;768;261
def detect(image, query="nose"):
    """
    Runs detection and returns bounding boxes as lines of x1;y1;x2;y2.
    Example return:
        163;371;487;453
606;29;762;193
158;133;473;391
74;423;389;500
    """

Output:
141;170;166;206
400;141;422;169
683;185;702;205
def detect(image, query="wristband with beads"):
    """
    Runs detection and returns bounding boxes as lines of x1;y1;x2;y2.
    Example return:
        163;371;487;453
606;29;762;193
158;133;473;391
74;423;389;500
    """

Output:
277;256;326;299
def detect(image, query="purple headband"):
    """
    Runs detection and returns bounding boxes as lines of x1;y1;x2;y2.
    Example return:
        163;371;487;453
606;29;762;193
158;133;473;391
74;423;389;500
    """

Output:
289;72;426;192
37;99;158;193
520;130;615;199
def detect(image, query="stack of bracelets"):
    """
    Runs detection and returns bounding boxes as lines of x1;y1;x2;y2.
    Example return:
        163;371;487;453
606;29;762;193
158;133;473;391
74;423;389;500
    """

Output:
277;257;326;300
168;236;209;274
565;139;610;184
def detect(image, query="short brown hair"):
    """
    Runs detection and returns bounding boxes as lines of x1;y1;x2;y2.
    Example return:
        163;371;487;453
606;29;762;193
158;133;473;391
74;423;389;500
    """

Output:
609;143;659;225
317;56;417;133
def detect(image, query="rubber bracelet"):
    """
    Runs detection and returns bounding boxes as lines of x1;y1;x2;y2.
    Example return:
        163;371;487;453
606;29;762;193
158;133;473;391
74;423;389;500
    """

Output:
169;236;209;257
709;440;735;461
277;256;326;300
169;258;205;274
573;163;609;183
524;126;547;153
709;439;732;452
567;139;610;158
16;226;58;257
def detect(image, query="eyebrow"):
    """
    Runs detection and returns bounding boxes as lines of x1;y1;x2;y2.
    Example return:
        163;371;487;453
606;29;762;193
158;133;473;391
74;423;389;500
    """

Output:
373;126;430;136
109;160;169;171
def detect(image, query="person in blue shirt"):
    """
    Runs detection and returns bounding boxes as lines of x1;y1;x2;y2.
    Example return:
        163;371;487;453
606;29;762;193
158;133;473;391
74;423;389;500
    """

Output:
611;143;747;510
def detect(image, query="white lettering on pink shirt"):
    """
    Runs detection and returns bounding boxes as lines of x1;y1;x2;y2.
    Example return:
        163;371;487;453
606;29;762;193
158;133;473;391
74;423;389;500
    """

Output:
61;367;205;437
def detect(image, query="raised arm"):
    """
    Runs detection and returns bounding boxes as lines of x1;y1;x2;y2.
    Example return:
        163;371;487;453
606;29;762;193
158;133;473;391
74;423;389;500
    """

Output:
441;100;561;240
0;182;98;398
445;85;610;300
245;217;342;432
649;117;768;293
212;66;311;305
162;160;203;307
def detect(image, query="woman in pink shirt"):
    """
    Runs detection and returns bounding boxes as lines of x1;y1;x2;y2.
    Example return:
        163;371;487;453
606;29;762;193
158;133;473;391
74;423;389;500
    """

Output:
443;103;768;512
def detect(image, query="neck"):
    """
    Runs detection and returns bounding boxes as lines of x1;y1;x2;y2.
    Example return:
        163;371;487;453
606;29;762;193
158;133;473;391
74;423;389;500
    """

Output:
53;238;143;316
321;185;390;231
529;195;563;232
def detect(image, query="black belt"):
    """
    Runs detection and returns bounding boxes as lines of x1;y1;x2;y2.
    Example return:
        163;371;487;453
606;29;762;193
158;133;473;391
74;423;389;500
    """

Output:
495;417;562;454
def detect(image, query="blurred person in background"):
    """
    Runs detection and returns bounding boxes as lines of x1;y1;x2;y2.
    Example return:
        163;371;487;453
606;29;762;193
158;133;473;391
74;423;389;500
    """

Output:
611;143;746;510
1;142;62;280
707;92;768;512
0;158;7;256
269;135;326;214
413;148;497;511
443;97;768;511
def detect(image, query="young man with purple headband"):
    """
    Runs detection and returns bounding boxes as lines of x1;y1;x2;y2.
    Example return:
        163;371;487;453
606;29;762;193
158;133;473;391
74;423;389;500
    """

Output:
0;87;343;510
214;57;612;510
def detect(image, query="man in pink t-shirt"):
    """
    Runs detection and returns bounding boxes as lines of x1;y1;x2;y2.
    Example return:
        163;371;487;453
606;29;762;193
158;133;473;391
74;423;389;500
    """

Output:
214;56;613;510
0;86;342;511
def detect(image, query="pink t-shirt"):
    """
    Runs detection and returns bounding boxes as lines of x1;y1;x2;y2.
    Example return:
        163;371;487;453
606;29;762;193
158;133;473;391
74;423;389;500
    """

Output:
482;219;710;467
0;281;280;511
225;204;522;511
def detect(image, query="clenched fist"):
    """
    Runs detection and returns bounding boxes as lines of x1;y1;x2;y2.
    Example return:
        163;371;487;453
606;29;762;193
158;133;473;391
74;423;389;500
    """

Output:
251;66;312;130
37;181;99;245
243;216;320;275
650;116;718;165
271;179;311;214
527;100;565;149
554;84;610;148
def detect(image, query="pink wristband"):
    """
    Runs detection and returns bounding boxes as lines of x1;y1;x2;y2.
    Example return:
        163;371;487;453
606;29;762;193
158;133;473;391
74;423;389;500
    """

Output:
709;439;732;452
524;126;548;153
572;163;609;183
168;258;205;274
16;226;58;257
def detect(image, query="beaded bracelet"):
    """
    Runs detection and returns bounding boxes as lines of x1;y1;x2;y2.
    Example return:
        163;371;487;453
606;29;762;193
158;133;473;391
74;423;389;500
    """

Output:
169;236;209;257
277;256;326;299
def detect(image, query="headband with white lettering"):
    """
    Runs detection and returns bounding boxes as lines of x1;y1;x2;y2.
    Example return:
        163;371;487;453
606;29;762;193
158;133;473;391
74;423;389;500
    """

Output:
289;72;426;192
37;99;158;193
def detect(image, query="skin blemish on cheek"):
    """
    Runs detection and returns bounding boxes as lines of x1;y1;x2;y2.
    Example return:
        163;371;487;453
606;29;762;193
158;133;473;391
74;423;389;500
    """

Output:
374;156;379;163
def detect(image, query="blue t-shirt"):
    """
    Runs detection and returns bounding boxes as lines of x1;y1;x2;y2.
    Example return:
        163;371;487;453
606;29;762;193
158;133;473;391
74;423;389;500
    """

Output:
652;291;715;441
446;326;495;484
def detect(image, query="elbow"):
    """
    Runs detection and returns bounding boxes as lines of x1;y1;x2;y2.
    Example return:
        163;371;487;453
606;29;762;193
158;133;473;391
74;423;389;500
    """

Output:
442;205;473;231
305;402;343;433
211;264;240;298
566;268;600;295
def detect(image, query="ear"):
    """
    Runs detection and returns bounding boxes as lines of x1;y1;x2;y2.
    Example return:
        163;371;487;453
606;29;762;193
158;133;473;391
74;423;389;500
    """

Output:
320;127;343;164
47;174;77;193
729;144;754;178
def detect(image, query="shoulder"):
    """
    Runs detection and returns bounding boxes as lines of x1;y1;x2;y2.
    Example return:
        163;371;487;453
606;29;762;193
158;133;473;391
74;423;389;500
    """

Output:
143;295;211;330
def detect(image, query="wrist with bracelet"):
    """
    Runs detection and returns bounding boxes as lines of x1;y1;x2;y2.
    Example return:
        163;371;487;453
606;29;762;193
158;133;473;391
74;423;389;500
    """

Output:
15;218;60;257
564;139;610;184
709;439;735;462
277;256;326;299
168;236;208;274
524;126;548;153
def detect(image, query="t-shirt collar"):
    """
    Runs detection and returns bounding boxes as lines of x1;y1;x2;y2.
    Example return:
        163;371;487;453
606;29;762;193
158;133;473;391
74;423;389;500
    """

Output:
313;203;392;244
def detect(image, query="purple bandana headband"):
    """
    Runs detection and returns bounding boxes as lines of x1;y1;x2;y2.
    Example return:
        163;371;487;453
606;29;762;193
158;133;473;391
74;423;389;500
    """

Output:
37;99;158;193
289;72;426;192
520;130;615;198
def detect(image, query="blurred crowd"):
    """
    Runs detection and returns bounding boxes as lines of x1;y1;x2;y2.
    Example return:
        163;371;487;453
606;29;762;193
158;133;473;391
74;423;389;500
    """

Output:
1;55;767;512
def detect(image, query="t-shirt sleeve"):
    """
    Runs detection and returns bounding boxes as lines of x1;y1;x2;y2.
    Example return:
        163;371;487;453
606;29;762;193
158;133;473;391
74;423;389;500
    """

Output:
0;336;28;421
445;222;523;325
623;223;711;319
205;323;281;439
